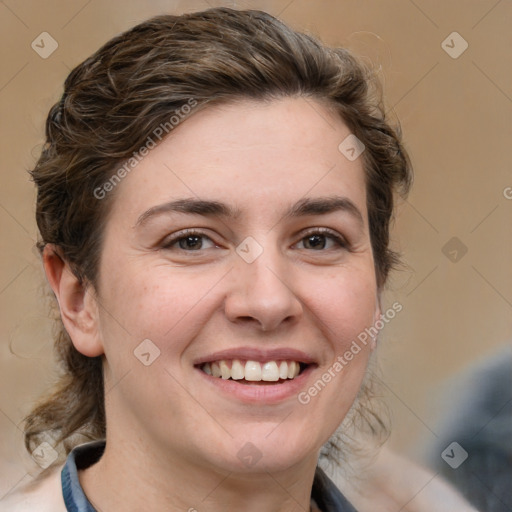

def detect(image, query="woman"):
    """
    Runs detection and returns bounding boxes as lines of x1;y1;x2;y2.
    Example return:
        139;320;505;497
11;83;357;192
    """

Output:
1;8;477;511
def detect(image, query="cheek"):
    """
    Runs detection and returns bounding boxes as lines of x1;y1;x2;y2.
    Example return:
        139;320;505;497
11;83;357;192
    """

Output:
302;269;377;417
98;263;223;349
303;265;378;347
296;270;377;448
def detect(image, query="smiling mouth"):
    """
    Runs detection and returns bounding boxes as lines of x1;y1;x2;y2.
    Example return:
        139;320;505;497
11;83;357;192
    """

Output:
198;359;309;384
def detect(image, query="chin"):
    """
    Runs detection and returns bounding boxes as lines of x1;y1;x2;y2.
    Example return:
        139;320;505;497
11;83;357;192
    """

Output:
205;426;320;475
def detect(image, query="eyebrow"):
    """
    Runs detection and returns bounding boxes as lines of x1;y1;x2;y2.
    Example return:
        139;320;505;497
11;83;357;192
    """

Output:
285;196;363;225
135;198;241;227
135;196;364;227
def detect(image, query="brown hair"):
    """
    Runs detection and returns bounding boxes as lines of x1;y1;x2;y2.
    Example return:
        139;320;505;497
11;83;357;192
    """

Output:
25;7;412;465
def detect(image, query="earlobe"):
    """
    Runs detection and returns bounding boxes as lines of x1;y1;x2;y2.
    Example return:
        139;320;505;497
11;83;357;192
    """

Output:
42;244;104;357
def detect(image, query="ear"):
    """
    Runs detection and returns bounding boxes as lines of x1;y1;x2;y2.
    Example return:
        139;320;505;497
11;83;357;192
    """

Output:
43;244;104;357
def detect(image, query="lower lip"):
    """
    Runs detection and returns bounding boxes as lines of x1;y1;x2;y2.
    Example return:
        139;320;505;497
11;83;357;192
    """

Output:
196;365;316;404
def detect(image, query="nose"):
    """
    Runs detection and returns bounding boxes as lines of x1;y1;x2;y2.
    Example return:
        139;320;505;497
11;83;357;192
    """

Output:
224;246;303;332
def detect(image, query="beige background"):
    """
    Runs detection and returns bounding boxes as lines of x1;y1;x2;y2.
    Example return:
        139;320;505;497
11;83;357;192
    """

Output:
1;0;511;497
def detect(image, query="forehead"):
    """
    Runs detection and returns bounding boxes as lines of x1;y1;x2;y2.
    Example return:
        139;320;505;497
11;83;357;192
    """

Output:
107;97;368;224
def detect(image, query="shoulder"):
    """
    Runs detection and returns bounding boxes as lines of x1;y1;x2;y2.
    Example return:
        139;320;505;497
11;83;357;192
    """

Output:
332;447;480;512
0;467;66;512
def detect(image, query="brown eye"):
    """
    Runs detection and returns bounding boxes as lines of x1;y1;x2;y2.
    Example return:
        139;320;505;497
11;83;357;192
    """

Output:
178;235;204;250
162;230;216;251
302;234;329;250
296;229;348;251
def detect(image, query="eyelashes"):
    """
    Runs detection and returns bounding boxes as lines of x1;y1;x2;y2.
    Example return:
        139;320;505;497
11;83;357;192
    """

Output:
162;229;217;251
161;227;349;252
296;228;349;251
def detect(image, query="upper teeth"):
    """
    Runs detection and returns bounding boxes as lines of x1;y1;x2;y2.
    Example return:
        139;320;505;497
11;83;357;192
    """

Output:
202;360;301;381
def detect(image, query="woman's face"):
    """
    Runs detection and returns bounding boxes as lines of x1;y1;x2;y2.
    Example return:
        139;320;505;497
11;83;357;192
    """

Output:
92;97;380;473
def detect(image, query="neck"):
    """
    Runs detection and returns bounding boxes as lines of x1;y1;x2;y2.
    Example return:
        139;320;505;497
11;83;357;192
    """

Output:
80;436;320;512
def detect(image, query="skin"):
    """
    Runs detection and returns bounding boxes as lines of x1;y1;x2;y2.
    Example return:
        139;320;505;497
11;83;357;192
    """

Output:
44;97;381;511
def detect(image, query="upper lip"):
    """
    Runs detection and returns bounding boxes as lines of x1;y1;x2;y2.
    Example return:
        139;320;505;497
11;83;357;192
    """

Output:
193;347;317;366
